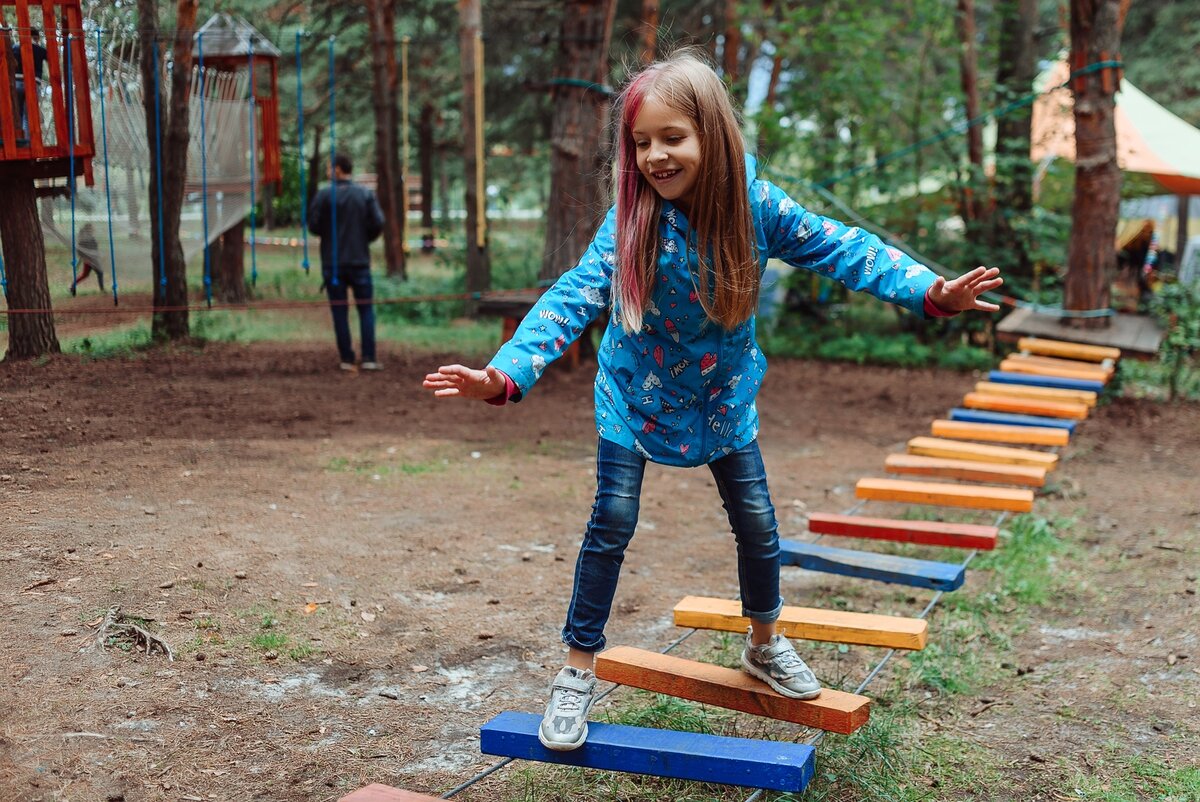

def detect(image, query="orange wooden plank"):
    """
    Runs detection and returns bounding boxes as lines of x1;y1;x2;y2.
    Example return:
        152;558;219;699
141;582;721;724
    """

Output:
673;595;928;649
1009;353;1113;378
963;392;1089;420
339;785;442;802
595;646;870;734
807;511;998;549
930;419;1069;447
907;436;1059;469
884;453;1046;487
1017;337;1120;363
999;359;1109;383
975;381;1097;407
856;477;1035;512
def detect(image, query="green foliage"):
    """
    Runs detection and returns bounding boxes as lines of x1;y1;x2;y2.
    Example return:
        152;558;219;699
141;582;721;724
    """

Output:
1148;281;1200;401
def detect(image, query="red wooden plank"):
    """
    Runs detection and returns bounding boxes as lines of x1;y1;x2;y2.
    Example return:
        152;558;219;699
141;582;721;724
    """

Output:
808;511;998;550
14;2;46;156
41;0;69;149
0;28;18;156
339;785;442;802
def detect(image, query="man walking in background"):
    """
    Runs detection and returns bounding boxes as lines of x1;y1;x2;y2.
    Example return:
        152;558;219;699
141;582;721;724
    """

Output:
308;152;386;372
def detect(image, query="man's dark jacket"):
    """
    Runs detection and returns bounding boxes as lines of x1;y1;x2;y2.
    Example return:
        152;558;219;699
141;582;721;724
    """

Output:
307;179;385;278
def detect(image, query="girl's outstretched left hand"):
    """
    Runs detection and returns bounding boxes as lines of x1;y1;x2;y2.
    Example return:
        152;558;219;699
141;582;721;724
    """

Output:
928;266;1004;313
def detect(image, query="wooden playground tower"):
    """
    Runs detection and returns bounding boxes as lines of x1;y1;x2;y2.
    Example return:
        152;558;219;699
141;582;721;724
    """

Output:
0;0;93;358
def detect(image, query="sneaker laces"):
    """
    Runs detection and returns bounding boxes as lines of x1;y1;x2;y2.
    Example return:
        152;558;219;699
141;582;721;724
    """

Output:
553;686;584;713
761;637;808;674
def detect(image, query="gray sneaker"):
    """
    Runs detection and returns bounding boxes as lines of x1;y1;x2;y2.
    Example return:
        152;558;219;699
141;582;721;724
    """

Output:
741;629;822;699
538;666;597;751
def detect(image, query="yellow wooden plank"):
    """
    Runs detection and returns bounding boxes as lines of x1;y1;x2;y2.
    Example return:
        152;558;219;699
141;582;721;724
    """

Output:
975;381;1097;408
998;358;1110;383
884;453;1047;487
1017;336;1121;363
931;419;1070;447
1009;353;1114;378
673;595;928;650
856;477;1035;512
963;392;1089;420
907;436;1059;469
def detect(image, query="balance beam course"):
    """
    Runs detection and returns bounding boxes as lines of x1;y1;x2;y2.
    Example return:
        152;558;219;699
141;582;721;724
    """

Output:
673;595;928;650
594;646;871;734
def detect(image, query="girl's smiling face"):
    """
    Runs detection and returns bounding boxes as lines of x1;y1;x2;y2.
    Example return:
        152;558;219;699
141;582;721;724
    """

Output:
632;96;701;215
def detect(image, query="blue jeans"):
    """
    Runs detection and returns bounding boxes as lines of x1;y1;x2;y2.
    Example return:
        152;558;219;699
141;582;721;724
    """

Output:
562;438;784;652
325;270;376;363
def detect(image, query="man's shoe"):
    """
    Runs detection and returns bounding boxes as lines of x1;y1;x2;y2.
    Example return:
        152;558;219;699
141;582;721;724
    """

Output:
360;361;384;371
538;666;596;751
339;362;356;372
741;629;822;699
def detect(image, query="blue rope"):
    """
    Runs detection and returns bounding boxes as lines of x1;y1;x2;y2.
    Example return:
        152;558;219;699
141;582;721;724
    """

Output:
97;29;119;304
0;244;7;294
248;38;258;286
67;33;77;290
296;30;310;273
328;36;338;287
199;33;211;306
151;37;167;289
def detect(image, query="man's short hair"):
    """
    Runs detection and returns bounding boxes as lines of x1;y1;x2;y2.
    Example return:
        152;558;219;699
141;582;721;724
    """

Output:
333;152;353;175
30;27;41;40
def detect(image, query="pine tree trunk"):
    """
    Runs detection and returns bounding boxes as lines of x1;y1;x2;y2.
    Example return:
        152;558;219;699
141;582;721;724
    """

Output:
639;0;659;65
539;0;617;282
955;0;984;225
366;0;406;279
418;100;435;251
214;219;248;304
0;169;60;360
993;0;1037;278
138;0;197;342
459;0;490;312
1064;0;1126;328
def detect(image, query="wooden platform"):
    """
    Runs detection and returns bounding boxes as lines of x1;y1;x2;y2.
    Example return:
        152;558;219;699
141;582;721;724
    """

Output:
997;307;1160;358
907;436;1059;469
883;453;1047;487
779;539;966;591
807;511;999;550
932;419;1070;446
479;710;816;792
594;646;871;734
856;477;1035;512
673;595;929;650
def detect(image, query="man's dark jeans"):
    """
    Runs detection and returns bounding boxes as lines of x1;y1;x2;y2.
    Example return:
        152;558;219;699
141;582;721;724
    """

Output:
562;438;784;652
325;270;376;364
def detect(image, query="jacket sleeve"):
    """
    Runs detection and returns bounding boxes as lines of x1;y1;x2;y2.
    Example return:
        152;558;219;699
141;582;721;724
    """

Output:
755;180;938;318
307;190;324;237
366;190;385;242
487;205;617;400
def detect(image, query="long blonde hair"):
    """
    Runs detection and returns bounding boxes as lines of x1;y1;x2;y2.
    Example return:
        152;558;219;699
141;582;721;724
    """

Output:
612;50;758;334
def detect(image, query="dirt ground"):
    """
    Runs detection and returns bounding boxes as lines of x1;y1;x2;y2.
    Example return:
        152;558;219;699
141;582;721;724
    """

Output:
1;342;1197;802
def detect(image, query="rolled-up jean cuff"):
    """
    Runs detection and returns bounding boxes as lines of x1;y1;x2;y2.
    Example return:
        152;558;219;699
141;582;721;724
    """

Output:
742;597;784;624
562;630;605;653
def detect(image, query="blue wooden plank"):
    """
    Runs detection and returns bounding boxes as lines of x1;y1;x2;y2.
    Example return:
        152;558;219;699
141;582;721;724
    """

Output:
480;711;815;793
949;407;1077;433
779;539;965;591
988;370;1104;393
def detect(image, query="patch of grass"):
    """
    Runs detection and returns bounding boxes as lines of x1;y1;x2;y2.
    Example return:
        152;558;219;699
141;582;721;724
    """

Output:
63;323;154;359
1068;752;1200;801
250;631;289;651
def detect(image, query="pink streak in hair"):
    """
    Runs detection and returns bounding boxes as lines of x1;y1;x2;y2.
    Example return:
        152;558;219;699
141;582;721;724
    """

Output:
615;71;656;323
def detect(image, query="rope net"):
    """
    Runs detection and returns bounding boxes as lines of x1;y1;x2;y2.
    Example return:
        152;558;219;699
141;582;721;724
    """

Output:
35;19;255;282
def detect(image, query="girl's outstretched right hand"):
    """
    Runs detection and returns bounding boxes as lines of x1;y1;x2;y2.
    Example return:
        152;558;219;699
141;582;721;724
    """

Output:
422;364;508;400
